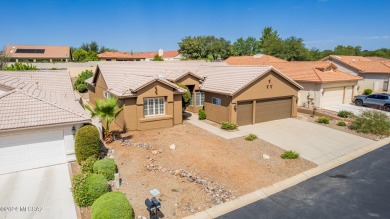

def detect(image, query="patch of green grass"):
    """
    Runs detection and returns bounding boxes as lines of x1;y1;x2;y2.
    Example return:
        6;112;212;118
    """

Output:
245;134;258;141
280;150;299;159
316;117;330;124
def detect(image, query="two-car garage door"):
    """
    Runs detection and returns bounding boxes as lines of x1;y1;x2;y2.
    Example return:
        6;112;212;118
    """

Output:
237;97;292;126
0;130;66;175
321;87;353;107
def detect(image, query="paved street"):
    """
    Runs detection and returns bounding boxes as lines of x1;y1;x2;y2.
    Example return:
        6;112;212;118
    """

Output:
0;164;77;219
218;144;390;219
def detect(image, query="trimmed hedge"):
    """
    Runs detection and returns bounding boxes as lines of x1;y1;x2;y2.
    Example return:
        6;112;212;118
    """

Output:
198;109;206;120
92;192;133;219
93;158;117;181
75;125;101;164
72;173;109;207
82;156;98;174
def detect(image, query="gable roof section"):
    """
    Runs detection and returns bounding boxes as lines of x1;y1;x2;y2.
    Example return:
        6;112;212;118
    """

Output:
271;62;362;83
225;55;287;65
326;55;390;73
97;51;145;59
198;66;303;96
6;45;70;59
0;71;89;131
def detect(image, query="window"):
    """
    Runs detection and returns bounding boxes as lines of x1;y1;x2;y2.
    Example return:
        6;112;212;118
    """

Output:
144;97;165;117
195;92;205;106
103;91;112;98
190;93;194;106
212;97;221;106
367;95;378;99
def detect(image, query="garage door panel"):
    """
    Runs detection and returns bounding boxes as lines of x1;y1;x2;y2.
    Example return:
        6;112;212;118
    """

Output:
344;87;353;103
256;98;292;123
0;130;65;175
322;87;344;107
237;102;253;126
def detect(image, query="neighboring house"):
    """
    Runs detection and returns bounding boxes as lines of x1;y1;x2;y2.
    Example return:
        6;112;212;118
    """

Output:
139;49;182;61
86;62;302;129
0;70;90;175
97;51;145;61
5;45;71;62
226;55;362;108
323;55;390;93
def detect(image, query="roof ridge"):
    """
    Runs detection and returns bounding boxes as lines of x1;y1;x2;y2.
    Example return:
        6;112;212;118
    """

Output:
312;68;323;82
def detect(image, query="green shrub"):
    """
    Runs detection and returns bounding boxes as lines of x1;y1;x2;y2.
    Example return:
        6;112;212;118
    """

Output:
72;173;109;207
4;62;38;71
198;109;207;120
350;110;390;136
337;110;354;118
280;150;299;159
75;125;101;164
245;134;258;141
337;121;347;126
176;83;191;106
363;89;373;95
74;70;93;92
316;117;330;124
92;192;133;219
221;122;238;130
82;156;98;174
93;158;117;181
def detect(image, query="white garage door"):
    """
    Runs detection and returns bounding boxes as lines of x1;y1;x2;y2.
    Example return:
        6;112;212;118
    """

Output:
321;87;344;107
344;87;353;103
0;130;65;175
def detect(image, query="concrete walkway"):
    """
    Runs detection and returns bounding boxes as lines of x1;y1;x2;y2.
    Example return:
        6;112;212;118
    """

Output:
0;164;77;219
239;118;374;165
187;112;374;165
323;103;390;116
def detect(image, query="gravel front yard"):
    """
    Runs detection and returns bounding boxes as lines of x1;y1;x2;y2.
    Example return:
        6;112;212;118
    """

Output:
91;121;316;218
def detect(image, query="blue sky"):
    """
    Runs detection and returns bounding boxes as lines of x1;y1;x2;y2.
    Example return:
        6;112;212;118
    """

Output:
1;0;389;52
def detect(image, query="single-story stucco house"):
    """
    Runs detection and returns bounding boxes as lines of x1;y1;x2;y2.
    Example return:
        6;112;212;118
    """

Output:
323;55;390;93
226;55;363;108
5;44;71;63
86;62;302;130
0;70;90;175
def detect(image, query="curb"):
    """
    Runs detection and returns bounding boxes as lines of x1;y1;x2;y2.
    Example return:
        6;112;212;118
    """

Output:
182;137;390;219
67;162;82;219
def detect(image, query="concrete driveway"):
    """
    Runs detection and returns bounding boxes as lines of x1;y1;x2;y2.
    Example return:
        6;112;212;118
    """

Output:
0;164;77;219
239;118;374;165
323;103;390;116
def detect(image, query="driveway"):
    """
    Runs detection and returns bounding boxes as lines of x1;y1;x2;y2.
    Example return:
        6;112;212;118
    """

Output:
218;143;390;219
0;164;77;219
239;118;373;165
323;103;390;116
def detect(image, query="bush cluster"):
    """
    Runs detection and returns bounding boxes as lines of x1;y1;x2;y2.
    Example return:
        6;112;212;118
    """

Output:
4;62;38;71
350;110;390;136
245;134;258;141
72;173;109;207
198;109;207;120
280;150;300;159
93;158;117;181
337;110;354;118
82;156;98;174
221;122;238;130
75;125;101;164
316;117;330;124
363;89;373;95
92;192;133;219
74;70;93;92
337;121;347;126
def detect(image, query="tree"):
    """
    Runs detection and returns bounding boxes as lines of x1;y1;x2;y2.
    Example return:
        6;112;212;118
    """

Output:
178;36;232;60
282;37;309;61
152;54;164;61
232;37;260;56
333;45;362;56
84;98;123;142
89;41;99;53
72;49;89;62
258;27;284;57
0;47;13;69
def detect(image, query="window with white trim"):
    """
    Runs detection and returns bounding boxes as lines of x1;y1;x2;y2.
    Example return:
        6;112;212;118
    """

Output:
212;97;221;106
195;92;205;106
144;97;165;117
103;91;112;98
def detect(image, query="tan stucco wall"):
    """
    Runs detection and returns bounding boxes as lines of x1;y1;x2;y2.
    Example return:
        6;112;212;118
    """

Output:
203;92;231;123
88;71;108;103
176;74;203;113
68;66;96;78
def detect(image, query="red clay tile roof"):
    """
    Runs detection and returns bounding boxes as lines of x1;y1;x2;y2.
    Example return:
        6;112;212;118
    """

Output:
138;50;180;59
225;55;287;65
326;55;390;73
271;62;362;83
5;45;70;59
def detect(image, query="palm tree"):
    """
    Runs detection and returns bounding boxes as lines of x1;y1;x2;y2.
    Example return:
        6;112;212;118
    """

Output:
85;97;123;141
